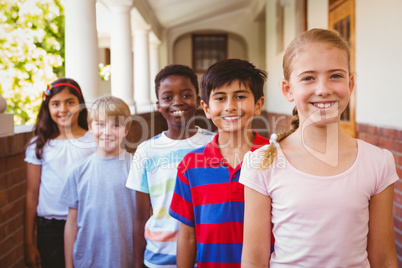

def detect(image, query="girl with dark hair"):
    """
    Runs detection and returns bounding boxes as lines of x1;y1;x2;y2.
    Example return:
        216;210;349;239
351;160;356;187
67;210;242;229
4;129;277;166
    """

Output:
24;78;95;268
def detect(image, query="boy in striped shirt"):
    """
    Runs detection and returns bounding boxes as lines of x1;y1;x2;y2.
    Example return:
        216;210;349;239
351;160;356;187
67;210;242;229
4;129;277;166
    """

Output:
169;59;272;267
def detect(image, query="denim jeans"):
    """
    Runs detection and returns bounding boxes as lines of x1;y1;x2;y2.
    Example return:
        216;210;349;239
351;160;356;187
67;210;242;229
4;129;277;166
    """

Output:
37;217;66;268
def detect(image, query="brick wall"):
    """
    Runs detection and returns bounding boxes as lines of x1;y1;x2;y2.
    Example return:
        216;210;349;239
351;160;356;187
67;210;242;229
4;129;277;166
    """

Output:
0;131;34;268
264;112;292;136
356;123;402;266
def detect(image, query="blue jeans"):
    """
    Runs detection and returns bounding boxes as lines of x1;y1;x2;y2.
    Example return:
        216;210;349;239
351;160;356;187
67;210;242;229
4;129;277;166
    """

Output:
37;217;66;268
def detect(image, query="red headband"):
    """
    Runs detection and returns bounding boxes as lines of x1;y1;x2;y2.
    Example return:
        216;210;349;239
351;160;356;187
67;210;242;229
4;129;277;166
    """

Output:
43;83;82;101
52;83;81;96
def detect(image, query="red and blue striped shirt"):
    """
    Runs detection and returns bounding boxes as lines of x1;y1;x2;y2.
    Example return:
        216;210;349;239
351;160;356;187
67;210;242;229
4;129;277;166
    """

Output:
169;132;272;267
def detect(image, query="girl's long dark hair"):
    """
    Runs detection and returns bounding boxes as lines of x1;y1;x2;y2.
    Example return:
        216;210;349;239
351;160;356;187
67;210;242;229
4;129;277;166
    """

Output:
29;78;88;159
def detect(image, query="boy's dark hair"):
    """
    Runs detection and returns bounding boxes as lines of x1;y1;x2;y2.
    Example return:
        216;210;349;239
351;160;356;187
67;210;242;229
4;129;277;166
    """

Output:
154;64;199;99
200;59;267;104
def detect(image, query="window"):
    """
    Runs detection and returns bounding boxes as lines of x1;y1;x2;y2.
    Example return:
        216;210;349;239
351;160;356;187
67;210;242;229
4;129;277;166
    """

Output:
105;48;111;65
192;34;227;73
329;0;345;10
329;0;356;137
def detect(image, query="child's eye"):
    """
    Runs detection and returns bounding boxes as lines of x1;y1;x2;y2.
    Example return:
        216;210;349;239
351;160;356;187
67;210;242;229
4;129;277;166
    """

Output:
162;96;172;101
236;95;246;100
302;76;314;81
182;94;192;99
331;74;343;79
215;97;225;101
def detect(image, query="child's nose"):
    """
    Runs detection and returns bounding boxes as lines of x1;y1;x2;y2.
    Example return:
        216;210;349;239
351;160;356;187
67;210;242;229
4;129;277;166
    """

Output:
104;125;113;135
225;98;237;112
316;79;332;96
172;95;184;106
60;103;68;112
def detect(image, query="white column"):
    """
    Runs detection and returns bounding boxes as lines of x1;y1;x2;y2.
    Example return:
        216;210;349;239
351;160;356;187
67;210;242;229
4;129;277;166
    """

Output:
65;0;99;102
133;28;152;113
149;33;161;108
107;1;134;108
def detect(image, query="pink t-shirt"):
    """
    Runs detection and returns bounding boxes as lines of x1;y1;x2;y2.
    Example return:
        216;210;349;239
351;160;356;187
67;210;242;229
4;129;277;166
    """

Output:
240;139;399;268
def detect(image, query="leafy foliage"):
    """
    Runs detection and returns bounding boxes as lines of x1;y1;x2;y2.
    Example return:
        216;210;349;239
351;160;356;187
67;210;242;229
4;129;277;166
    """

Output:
0;0;64;125
99;63;111;81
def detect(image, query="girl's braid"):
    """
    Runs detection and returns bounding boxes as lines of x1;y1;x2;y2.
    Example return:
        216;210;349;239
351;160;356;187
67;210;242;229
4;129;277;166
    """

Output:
260;107;299;169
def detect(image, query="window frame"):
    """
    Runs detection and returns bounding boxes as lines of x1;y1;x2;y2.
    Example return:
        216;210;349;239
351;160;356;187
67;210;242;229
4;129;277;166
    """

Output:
329;0;356;137
192;34;228;73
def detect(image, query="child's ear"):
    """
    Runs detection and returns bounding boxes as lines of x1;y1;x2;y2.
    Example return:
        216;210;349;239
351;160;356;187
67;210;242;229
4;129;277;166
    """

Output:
348;73;355;95
282;79;294;102
200;100;211;119
254;96;265;116
88;121;93;133
156;101;161;112
196;96;201;108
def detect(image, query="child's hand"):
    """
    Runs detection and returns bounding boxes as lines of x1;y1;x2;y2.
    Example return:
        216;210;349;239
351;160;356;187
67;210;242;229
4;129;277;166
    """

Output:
24;244;41;268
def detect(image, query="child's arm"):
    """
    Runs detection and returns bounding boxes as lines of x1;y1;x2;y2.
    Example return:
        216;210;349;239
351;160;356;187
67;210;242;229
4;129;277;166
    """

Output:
24;163;41;268
241;186;272;268
177;223;196;268
64;208;78;268
367;184;398;268
134;191;151;268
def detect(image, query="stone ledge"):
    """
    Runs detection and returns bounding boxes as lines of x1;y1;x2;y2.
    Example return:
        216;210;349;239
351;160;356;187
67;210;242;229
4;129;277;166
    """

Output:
0;114;14;137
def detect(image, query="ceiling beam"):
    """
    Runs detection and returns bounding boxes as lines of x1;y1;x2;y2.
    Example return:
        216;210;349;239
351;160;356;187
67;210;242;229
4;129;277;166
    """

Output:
134;0;163;40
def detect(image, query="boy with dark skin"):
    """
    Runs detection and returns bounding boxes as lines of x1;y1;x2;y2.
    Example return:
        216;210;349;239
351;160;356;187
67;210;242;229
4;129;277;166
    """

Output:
126;65;214;268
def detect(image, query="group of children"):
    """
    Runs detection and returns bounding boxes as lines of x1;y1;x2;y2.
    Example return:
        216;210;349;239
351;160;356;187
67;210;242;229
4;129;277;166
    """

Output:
24;28;398;268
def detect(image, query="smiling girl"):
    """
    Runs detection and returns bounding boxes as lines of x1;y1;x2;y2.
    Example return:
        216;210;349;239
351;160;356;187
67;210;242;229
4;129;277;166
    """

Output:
240;29;398;267
24;78;95;268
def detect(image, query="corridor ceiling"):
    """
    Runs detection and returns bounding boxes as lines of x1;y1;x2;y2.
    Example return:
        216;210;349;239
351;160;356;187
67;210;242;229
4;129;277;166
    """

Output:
146;0;253;28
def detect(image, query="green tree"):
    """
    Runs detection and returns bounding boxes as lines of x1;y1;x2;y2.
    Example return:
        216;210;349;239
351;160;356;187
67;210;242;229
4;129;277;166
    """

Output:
0;0;64;125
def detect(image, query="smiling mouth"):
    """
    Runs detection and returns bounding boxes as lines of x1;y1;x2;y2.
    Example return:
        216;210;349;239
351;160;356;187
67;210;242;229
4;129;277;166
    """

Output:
312;101;337;109
222;115;242;122
172;110;185;116
58;116;68;120
58;113;73;118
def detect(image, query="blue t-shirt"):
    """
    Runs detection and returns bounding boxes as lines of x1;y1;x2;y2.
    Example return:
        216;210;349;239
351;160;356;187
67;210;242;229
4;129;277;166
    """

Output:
59;150;135;268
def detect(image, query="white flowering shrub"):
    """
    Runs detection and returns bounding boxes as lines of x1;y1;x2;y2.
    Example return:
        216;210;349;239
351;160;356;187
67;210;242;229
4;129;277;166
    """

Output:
0;0;64;125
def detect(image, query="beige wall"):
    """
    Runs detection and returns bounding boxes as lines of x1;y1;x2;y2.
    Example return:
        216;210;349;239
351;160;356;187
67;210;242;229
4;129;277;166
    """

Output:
264;0;293;114
265;0;401;130
355;0;402;129
173;34;192;67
